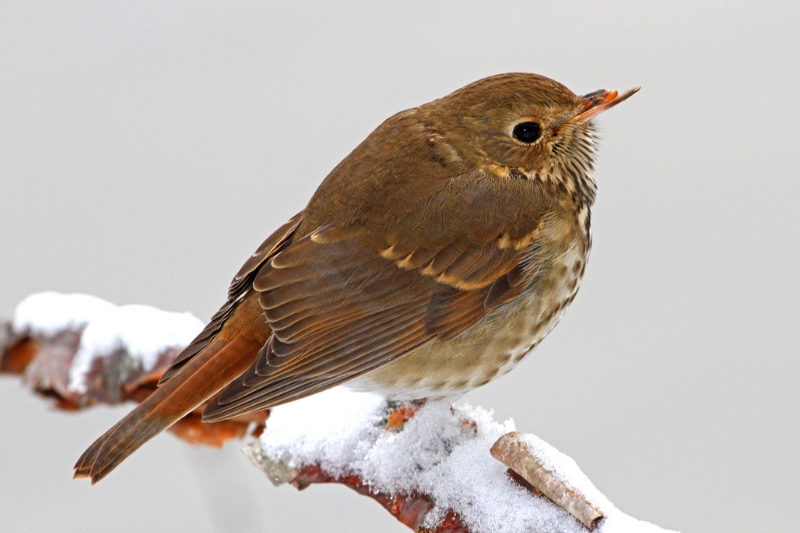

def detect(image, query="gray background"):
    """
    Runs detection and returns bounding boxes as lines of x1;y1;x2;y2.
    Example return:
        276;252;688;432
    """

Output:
1;2;797;532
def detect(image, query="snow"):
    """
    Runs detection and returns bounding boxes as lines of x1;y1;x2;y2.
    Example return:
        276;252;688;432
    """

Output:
12;292;115;338
11;292;203;394
260;387;676;533
68;304;204;393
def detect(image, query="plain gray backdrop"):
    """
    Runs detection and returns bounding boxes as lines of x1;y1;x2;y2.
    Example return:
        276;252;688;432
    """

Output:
1;2;798;532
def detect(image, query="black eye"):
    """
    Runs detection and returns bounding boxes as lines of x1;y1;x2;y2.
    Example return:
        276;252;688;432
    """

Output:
512;121;542;144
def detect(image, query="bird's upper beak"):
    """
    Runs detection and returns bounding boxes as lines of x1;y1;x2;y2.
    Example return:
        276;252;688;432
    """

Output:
569;87;640;124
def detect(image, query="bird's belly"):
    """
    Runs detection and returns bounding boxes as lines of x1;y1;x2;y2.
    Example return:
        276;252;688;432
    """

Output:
349;241;589;400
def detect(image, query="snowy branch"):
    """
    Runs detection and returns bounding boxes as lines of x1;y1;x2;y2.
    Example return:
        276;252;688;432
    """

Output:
1;293;674;533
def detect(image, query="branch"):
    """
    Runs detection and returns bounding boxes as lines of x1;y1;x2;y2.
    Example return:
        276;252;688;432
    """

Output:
1;292;674;533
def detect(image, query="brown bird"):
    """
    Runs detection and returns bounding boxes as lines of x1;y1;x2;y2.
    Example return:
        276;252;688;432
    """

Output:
74;73;638;483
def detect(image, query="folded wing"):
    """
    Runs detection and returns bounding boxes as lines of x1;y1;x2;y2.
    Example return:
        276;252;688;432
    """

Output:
203;223;536;421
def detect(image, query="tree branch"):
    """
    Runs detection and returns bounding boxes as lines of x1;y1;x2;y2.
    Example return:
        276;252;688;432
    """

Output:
1;293;674;533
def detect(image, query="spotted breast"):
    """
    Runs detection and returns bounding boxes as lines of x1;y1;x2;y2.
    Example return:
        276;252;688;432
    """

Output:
350;194;592;400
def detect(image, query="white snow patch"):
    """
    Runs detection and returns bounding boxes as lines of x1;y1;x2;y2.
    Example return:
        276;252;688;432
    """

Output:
12;292;115;338
68;304;203;393
260;387;676;533
261;387;387;476
10;291;203;394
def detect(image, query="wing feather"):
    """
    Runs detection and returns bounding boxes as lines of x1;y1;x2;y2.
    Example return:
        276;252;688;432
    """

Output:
202;223;538;421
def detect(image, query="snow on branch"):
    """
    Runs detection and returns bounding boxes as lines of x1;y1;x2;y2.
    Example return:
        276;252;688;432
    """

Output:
1;292;674;533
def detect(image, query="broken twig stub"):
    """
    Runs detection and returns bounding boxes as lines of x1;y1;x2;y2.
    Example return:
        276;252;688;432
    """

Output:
490;431;604;530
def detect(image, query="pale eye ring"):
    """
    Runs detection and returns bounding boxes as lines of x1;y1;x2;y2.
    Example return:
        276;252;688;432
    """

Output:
512;121;542;144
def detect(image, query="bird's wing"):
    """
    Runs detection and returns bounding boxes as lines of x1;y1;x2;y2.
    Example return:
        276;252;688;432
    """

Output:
203;220;539;421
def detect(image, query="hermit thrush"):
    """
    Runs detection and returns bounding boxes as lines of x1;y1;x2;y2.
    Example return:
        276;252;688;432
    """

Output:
74;73;637;482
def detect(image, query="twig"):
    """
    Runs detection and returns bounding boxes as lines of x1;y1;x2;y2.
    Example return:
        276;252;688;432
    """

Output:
491;432;604;530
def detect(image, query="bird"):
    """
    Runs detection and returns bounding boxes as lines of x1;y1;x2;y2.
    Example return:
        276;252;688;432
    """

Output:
74;73;638;483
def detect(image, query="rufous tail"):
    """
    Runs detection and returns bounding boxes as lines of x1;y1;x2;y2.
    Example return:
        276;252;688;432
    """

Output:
73;337;259;483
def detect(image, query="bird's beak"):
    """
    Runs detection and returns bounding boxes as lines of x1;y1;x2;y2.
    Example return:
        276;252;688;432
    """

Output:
568;87;640;124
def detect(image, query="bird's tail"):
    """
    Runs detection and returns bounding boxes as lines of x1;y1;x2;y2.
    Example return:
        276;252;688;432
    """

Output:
73;337;259;483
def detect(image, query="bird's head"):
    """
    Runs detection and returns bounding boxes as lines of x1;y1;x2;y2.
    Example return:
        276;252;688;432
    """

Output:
423;73;639;203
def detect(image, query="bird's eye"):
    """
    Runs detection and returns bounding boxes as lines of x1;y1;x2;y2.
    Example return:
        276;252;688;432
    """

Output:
512;122;542;144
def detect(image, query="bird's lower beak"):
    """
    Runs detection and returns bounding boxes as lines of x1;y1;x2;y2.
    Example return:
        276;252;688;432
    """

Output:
569;87;640;124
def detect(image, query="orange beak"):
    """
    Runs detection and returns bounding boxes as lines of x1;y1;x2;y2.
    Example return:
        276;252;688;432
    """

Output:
569;87;640;124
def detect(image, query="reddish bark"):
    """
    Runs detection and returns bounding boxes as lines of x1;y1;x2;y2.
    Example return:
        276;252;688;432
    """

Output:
290;464;470;533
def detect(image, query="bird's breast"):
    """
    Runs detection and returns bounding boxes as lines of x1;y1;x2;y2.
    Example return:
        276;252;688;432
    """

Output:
350;223;591;400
